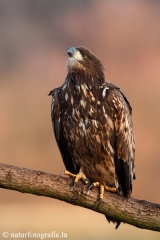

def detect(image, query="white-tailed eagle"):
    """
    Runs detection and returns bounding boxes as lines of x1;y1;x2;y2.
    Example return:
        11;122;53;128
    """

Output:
49;46;136;228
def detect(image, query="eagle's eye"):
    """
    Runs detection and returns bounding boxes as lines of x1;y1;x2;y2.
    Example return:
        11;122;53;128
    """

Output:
82;53;87;58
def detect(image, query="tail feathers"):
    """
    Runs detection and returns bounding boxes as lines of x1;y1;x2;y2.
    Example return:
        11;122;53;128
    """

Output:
105;215;121;229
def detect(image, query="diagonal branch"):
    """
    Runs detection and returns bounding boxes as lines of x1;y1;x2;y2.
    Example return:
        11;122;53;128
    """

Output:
0;163;160;232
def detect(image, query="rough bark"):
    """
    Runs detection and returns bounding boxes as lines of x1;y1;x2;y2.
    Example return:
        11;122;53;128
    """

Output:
0;163;160;231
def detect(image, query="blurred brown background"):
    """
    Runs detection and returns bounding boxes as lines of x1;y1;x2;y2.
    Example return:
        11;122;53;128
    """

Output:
0;0;160;239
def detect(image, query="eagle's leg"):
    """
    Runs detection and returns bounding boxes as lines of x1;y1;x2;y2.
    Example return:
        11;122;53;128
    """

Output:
60;170;89;187
88;182;117;202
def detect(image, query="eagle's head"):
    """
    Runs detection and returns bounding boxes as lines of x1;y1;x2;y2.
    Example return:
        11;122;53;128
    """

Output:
66;46;105;83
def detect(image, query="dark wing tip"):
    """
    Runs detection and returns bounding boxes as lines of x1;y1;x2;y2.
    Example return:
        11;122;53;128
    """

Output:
115;221;121;229
105;215;121;229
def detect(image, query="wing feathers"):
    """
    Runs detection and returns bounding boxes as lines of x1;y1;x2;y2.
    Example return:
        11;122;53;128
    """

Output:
106;86;135;195
50;88;79;174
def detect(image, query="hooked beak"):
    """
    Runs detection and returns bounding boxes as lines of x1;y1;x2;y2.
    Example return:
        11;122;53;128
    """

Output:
66;46;83;61
66;46;76;57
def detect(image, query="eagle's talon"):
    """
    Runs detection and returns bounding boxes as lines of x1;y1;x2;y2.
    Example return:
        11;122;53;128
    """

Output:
60;169;88;188
87;183;94;191
116;188;119;194
84;178;90;185
98;198;102;204
60;170;65;176
60;170;76;178
73;181;77;188
87;182;117;201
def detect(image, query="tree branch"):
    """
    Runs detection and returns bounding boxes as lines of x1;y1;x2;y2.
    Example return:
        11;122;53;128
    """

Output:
0;163;160;231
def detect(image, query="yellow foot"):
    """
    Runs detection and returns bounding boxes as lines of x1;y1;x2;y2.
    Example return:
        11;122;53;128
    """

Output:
87;182;117;202
60;170;89;187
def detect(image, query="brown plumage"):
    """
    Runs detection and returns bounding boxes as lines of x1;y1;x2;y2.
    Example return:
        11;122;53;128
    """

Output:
49;46;136;228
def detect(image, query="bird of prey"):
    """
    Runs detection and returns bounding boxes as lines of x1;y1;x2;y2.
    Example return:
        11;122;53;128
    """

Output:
49;46;136;228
